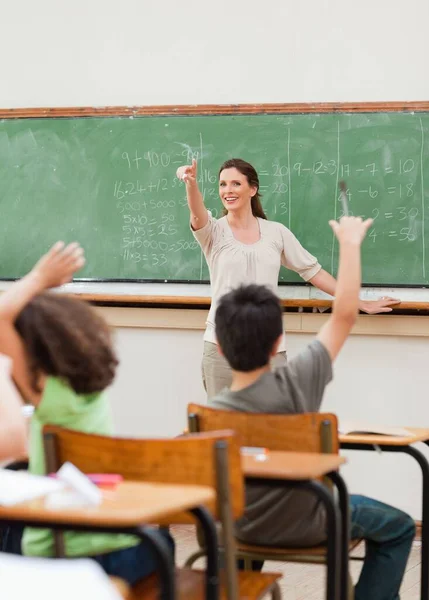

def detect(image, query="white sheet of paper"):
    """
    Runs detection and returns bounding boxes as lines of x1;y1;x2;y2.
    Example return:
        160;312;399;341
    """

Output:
57;462;102;505
0;469;64;506
338;421;414;437
0;553;123;600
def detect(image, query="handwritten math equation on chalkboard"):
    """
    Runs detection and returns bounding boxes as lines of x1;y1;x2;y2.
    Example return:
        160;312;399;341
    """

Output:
267;158;420;245
109;128;425;283
114;149;198;268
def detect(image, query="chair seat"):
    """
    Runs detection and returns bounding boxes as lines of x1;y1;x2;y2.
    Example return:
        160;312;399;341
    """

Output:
130;567;282;600
236;538;362;561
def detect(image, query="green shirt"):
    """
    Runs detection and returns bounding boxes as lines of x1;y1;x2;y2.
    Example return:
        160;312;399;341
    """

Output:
22;377;138;557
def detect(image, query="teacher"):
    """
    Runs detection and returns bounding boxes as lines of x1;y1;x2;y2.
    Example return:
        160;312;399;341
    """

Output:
177;158;398;398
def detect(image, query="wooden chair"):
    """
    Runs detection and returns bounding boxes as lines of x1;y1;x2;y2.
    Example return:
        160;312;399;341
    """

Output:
187;404;361;600
43;425;282;600
110;576;133;599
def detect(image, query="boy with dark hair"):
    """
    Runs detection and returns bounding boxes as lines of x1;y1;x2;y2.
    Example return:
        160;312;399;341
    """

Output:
211;216;415;600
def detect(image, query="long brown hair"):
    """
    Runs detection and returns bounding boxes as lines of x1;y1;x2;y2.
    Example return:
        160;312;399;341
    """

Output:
218;158;267;219
15;293;118;395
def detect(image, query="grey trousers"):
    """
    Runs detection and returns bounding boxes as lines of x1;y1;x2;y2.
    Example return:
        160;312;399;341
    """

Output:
201;341;287;399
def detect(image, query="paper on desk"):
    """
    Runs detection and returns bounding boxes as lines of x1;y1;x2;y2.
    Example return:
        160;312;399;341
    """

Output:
0;553;123;600
0;469;64;506
338;421;414;437
56;461;102;506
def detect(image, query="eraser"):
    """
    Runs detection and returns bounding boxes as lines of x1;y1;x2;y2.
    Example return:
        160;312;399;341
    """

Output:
87;474;123;488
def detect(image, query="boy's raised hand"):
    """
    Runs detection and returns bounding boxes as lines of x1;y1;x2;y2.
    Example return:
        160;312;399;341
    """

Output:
329;216;373;245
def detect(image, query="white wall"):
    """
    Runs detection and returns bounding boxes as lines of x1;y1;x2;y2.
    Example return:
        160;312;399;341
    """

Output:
2;0;429;108
3;0;429;519
110;326;206;437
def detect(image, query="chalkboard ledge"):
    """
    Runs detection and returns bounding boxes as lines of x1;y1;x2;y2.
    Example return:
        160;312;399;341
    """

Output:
1;281;429;312
68;295;429;313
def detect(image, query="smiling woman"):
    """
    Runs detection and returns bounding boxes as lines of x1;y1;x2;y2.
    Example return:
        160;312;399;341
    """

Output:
176;157;399;399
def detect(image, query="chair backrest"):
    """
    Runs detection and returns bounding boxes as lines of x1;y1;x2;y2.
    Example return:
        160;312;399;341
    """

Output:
187;403;339;454
42;426;245;523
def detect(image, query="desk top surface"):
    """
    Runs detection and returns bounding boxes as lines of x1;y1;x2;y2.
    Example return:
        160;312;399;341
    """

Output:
242;450;346;480
340;427;429;446
0;481;214;527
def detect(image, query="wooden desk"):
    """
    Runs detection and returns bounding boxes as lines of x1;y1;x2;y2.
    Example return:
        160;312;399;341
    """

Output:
0;481;213;528
242;450;346;480
339;427;429;447
0;480;215;600
242;450;348;600
340;427;429;600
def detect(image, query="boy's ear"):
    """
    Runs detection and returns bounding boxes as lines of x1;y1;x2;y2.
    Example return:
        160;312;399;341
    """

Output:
270;334;283;357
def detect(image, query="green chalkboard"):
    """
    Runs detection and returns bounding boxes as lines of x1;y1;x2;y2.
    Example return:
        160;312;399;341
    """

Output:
0;107;429;285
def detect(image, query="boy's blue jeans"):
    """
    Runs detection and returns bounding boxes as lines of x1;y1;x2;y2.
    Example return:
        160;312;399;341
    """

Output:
92;529;175;586
1;526;175;587
350;494;415;600
239;494;415;600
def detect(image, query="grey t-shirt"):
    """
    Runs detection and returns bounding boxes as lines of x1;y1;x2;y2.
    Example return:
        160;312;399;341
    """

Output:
209;339;333;547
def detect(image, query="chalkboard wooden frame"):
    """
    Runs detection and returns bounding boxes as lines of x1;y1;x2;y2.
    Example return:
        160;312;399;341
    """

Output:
2;101;429;309
1;101;429;119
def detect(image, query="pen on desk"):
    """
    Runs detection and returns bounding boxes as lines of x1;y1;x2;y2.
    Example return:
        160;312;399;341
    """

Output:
241;446;269;460
339;180;349;217
241;446;269;456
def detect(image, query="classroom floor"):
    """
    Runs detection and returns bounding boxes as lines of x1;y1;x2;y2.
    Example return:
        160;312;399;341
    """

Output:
171;525;422;599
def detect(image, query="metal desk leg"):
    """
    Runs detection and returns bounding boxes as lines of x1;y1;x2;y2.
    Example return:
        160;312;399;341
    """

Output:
136;526;176;600
251;477;341;600
328;471;350;600
407;444;429;600
305;480;341;600
191;506;219;600
342;441;429;600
